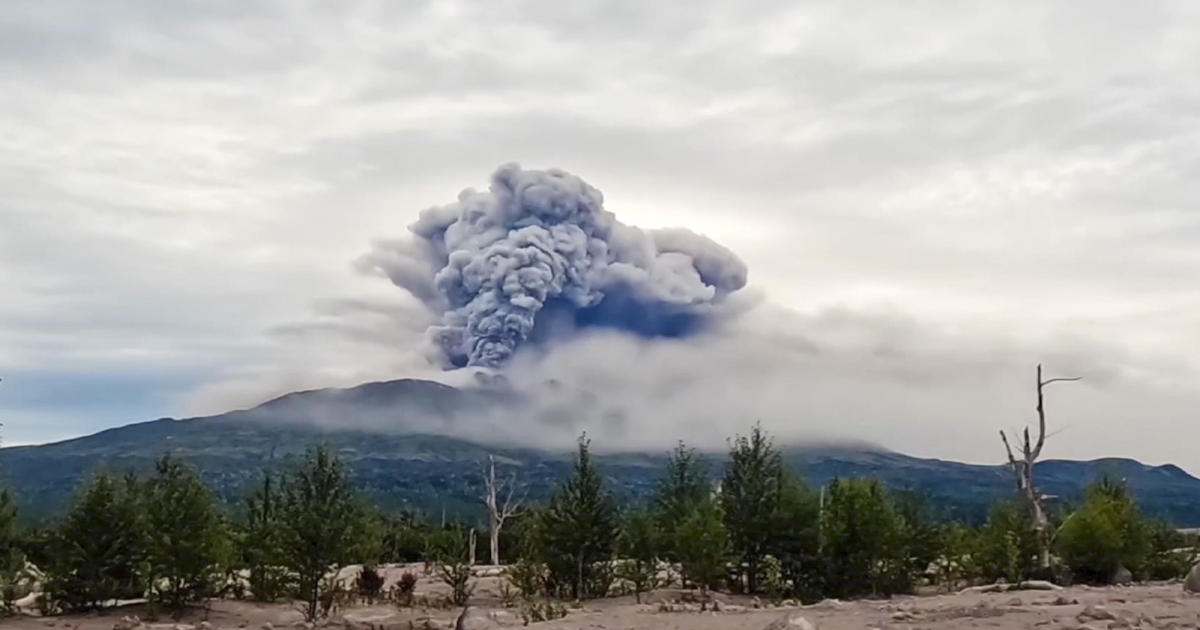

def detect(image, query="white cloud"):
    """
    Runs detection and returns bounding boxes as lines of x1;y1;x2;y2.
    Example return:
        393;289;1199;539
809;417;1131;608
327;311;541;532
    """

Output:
1;1;1198;470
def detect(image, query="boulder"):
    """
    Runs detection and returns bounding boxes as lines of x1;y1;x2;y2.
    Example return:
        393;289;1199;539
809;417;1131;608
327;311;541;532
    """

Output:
1077;605;1116;622
762;612;818;630
1185;562;1200;593
1110;564;1133;585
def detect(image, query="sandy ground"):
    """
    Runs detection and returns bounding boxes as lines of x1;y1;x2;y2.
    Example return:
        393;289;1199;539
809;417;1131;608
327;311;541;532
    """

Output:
5;565;1200;630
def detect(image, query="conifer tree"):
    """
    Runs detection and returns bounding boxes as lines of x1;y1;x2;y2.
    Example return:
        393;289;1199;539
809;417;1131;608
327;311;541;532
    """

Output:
721;424;784;593
278;445;363;621
653;442;709;559
675;496;729;596
765;471;821;599
615;509;659;603
537;435;617;600
44;471;147;612
242;471;289;601
0;486;24;611
820;478;912;597
143;454;230;615
893;490;942;583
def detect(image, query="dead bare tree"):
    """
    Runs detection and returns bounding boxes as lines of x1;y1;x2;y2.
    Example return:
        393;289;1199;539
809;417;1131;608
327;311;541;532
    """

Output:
999;364;1080;570
482;454;524;566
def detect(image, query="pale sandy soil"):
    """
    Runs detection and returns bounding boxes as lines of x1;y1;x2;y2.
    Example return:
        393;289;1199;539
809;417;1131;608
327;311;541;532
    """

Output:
4;565;1199;630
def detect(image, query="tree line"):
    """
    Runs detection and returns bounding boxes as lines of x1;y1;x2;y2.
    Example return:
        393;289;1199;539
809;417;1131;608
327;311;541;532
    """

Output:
0;425;1195;621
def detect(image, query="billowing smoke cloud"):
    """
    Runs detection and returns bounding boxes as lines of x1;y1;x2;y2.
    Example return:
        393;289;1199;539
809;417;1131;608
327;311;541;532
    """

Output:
359;164;749;368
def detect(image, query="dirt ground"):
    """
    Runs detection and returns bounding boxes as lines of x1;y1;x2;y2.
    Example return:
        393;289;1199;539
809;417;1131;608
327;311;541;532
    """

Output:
5;564;1200;630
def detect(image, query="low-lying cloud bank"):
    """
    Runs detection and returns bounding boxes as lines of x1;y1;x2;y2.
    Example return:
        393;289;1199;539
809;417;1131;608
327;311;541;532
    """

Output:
184;281;1198;464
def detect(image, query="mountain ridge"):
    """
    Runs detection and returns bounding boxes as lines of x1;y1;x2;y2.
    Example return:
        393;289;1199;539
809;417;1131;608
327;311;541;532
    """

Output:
3;378;1199;526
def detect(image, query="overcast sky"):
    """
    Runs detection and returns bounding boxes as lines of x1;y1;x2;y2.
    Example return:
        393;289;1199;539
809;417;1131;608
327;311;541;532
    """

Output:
2;2;1198;470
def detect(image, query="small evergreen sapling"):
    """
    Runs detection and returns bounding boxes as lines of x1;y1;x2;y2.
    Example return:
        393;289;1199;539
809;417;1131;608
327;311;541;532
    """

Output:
355;565;385;603
536;435;618;600
616;509;660;603
675;498;729;597
44;471;147;612
143;454;231;616
278;446;364;621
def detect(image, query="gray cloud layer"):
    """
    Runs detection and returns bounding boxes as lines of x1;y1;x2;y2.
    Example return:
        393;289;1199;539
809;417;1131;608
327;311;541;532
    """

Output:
1;2;1198;470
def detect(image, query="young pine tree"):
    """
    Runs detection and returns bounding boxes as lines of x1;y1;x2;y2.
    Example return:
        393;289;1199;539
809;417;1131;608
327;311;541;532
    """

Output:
675;497;729;597
765;471;821;600
615;509;660;603
893;490;943;583
721;424;784;593
820;478;912;598
0;486;24;612
242;471;289;601
537;435;618;600
144;454;231;615
278;446;364;621
433;530;475;606
45;471;147;612
653;442;709;561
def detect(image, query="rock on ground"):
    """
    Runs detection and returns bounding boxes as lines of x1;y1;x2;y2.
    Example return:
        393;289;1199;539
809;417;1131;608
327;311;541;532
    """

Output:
1110;565;1133;585
1186;562;1200;593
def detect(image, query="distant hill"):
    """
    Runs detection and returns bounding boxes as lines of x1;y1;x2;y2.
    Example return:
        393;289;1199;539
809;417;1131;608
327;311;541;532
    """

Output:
3;378;1200;526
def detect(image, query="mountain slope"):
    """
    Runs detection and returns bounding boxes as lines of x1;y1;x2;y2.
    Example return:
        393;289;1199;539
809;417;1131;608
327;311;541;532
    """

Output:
3;378;1199;526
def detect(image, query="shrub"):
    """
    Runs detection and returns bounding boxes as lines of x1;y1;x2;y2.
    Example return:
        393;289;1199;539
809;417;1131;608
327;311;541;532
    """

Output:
519;598;568;624
933;522;979;591
437;560;474;606
1143;518;1195;580
975;500;1039;583
355;565;385;603
505;558;546;600
758;555;784;603
1056;477;1150;584
316;575;353;618
387;571;418;607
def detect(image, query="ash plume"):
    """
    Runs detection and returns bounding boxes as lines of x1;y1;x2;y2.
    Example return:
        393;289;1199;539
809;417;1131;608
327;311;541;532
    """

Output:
359;164;749;368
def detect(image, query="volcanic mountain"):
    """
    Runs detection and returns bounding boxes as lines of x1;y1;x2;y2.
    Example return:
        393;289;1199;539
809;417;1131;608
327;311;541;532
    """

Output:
3;378;1200;526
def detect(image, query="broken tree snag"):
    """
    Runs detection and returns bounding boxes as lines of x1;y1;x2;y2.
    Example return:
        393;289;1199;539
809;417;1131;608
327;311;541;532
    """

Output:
482;454;525;566
999;363;1081;570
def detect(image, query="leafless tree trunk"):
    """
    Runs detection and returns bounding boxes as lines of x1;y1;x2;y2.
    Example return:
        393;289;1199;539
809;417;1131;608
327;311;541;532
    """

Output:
1000;364;1080;570
482;454;524;566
